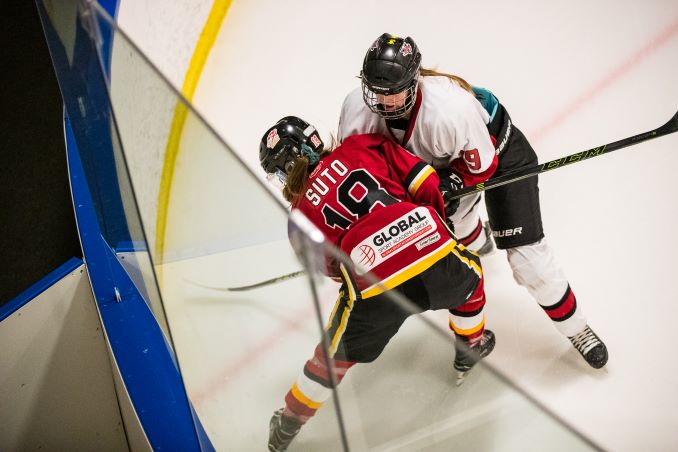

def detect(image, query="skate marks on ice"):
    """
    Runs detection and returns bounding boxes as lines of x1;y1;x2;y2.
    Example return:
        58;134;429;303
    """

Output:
157;240;334;450
294;311;594;452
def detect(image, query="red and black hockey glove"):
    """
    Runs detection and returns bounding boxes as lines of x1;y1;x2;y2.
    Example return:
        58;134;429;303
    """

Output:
437;168;464;219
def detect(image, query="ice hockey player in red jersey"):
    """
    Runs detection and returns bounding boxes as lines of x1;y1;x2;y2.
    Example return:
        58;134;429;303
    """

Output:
260;116;495;452
339;33;608;370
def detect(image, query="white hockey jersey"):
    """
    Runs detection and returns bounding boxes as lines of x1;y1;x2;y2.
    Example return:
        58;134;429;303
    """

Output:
338;76;497;188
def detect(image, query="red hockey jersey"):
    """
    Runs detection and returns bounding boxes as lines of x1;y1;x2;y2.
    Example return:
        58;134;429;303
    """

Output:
292;134;455;298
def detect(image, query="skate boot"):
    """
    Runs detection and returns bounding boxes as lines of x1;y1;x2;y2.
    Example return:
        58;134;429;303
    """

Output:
268;408;302;452
476;221;496;257
568;325;608;369
454;329;496;385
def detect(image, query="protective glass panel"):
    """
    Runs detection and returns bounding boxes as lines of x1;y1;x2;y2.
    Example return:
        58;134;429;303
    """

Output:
36;0;169;334
288;230;596;451
89;4;345;449
49;1;597;450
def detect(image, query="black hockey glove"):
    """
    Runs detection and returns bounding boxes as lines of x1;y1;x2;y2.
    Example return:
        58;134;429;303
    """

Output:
437;168;464;219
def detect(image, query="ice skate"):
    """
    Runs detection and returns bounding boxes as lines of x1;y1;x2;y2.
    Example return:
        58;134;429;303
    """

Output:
476;221;496;257
454;329;496;385
568;325;608;369
268;408;302;452
456;369;472;386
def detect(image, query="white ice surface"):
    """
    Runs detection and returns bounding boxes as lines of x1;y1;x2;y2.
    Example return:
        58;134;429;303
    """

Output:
158;241;596;452
156;1;678;450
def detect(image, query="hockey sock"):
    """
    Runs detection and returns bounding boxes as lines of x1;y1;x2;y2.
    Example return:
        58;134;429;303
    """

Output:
449;278;486;343
283;344;355;424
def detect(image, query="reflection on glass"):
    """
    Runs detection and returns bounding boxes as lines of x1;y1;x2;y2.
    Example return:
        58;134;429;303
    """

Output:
280;201;597;451
89;4;343;449
52;2;598;450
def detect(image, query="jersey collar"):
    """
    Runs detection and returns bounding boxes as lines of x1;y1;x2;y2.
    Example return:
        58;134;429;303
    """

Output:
386;87;422;148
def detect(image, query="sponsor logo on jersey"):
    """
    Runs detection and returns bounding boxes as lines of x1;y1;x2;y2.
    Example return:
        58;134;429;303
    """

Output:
496;118;512;155
415;232;440;251
400;42;413;56
266;129;280;149
492;227;523;238
349;206;438;274
357;244;376;266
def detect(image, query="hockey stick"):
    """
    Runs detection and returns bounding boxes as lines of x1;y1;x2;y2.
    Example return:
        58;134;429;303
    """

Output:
186;270;306;292
448;109;678;201
220;109;678;292
226;270;305;291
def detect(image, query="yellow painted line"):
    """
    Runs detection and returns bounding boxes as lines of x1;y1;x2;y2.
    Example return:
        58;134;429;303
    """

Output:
155;0;233;267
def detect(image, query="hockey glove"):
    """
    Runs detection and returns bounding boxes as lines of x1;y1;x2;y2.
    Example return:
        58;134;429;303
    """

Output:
437;168;464;219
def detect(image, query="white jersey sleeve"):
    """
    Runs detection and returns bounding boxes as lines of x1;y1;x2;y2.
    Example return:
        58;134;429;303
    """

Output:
416;77;497;185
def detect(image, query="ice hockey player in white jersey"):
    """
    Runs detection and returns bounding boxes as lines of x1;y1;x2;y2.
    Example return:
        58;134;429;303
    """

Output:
338;33;608;370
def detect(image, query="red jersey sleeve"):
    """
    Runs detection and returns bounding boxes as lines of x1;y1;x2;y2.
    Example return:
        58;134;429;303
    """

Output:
375;135;446;219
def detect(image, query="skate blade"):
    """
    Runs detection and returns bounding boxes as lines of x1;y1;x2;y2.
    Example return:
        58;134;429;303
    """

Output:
455;370;469;386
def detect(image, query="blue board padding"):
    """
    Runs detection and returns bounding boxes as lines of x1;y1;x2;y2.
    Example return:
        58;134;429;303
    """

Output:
66;113;213;451
35;0;215;448
0;257;83;323
115;241;148;253
35;0;132;250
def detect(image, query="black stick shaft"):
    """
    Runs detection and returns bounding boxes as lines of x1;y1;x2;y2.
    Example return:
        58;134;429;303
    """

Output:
224;111;678;292
449;109;678;200
227;270;305;291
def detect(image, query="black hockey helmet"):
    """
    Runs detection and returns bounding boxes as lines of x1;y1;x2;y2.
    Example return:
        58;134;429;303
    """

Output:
361;33;422;118
259;116;324;181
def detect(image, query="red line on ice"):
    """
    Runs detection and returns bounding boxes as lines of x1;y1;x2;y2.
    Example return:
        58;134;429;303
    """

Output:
530;17;678;143
190;15;678;407
191;305;312;406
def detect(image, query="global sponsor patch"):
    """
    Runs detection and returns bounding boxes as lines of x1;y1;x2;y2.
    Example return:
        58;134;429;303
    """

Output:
349;206;438;275
357;244;376;266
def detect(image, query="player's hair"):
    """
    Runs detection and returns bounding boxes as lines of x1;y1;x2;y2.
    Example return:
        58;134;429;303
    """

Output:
420;67;474;94
283;155;312;204
283;137;337;204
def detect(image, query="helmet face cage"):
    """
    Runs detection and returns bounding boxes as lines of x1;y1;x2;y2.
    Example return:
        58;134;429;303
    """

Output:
259;116;324;180
361;78;419;119
361;34;421;119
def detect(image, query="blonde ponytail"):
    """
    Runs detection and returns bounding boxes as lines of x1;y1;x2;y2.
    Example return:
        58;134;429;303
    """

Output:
420;67;474;94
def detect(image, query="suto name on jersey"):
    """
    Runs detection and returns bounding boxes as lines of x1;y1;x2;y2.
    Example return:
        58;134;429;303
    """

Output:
305;159;349;206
